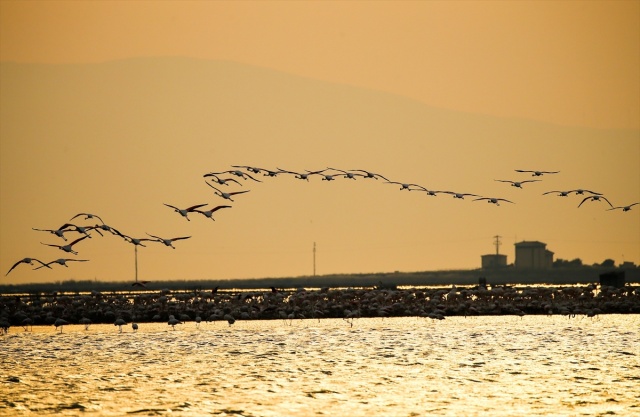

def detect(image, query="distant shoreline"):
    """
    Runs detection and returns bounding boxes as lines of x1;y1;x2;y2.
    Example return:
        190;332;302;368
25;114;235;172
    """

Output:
1;266;637;294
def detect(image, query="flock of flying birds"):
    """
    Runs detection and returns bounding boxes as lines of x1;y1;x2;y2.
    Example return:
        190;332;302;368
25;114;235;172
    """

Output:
6;166;638;278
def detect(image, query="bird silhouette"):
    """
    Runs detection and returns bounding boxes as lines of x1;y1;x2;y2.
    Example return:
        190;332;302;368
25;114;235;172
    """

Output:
202;173;242;186
607;202;639;212
350;169;389;181
441;191;481;199
277;168;317;181
34;258;89;270
192;205;232;221
232;165;280;177
205;182;250;201
208;169;261;182
385;181;427;191
146;233;192;248
473;197;515;206
163;203;208;221
70;212;104;224
515;169;560;176
495;179;541;188
578;195;613;208
41;235;90;255
6;258;52;275
32;224;76;241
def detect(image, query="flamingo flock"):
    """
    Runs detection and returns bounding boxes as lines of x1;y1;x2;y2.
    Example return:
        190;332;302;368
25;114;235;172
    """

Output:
5;165;638;281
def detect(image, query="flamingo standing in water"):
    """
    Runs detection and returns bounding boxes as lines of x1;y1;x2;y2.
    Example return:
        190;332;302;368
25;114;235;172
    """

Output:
54;318;69;333
168;315;182;329
6;258;52;275
114;318;127;333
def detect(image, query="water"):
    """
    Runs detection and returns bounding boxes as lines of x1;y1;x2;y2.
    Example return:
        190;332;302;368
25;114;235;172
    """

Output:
1;315;639;416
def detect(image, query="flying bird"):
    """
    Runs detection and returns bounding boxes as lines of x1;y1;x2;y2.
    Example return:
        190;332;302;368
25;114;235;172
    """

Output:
276;168;313;181
146;233;192;248
192;205;232;221
205;182;250;202
441;191;481;199
543;190;573;197
571;189;602;195
384;181;427;191
34;258;89;270
328;168;366;180
515;169;560;176
578;195;614;208
32;224;76;241
6;258;52;275
70;213;104;224
94;223;124;236
495;179;541;188
415;188;444;196
41;235;90;255
203;174;242;186
306;169;341;181
208;169;261;182
132;280;151;288
232;165;280;177
231;165;263;174
607;202;639;212
120;234;155;247
66;223;103;238
163;203;208;221
473;197;515;206
350;169;390;181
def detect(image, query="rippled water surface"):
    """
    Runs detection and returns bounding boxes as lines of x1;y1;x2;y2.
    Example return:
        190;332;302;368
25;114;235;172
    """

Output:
1;315;639;416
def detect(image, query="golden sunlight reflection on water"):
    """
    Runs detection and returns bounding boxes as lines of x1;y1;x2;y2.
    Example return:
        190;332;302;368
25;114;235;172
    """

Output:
1;315;639;416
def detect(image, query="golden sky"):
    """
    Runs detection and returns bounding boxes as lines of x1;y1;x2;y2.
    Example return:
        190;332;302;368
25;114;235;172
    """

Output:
1;1;639;285
2;0;638;129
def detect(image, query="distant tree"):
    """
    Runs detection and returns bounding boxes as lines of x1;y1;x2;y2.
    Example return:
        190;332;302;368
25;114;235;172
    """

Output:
553;258;568;267
553;258;584;268
568;258;583;267
600;259;615;267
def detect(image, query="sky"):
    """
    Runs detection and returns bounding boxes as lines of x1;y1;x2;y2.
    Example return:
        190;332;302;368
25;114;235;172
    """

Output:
1;1;639;285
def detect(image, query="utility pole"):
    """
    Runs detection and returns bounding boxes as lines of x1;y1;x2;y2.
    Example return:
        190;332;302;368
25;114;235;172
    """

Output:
135;245;138;283
313;242;316;276
493;235;502;255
